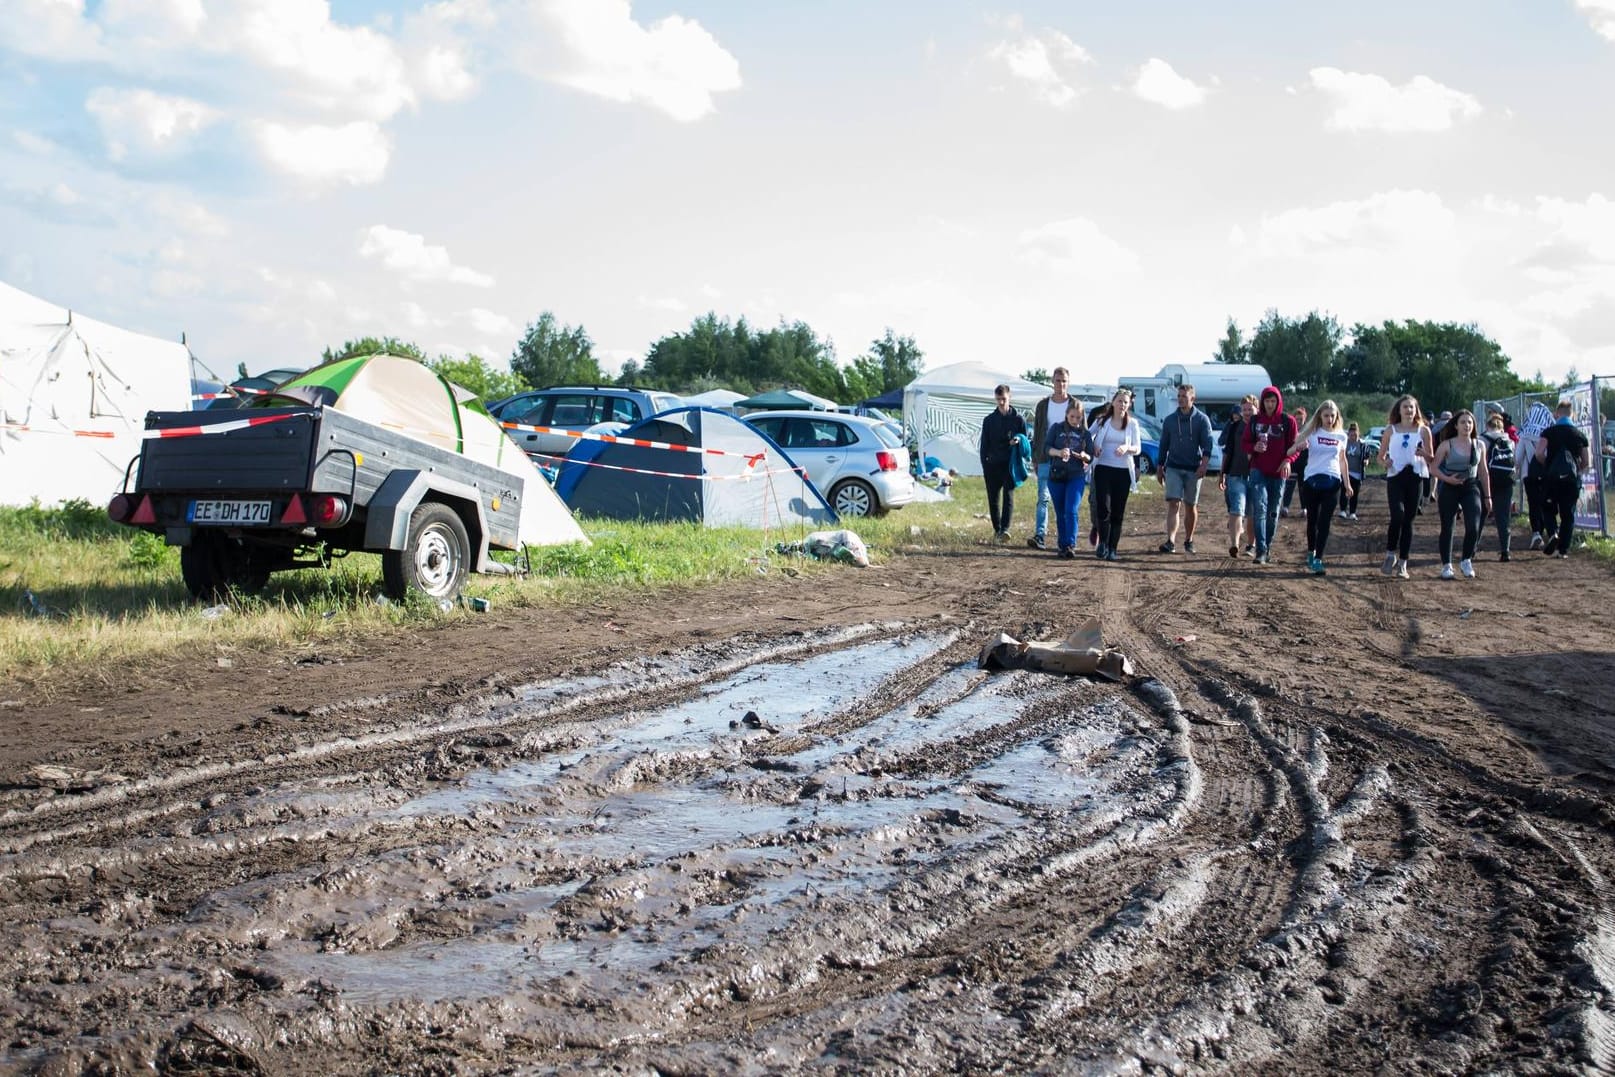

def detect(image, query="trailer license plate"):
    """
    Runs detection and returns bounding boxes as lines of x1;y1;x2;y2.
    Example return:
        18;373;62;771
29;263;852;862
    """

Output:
190;499;273;525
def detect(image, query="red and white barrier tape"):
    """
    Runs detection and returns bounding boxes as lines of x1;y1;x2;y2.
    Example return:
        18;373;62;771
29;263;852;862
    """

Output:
538;453;805;482
500;420;767;464
1;422;118;439
140;412;302;439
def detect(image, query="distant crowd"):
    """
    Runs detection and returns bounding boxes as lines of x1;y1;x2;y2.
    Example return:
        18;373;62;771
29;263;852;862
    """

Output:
977;368;1594;578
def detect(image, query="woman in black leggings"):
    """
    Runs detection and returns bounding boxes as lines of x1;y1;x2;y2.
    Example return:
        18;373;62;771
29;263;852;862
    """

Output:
1376;395;1434;579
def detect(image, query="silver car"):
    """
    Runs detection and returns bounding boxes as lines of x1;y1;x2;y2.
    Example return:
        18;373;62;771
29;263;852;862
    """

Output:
490;387;683;462
744;410;915;517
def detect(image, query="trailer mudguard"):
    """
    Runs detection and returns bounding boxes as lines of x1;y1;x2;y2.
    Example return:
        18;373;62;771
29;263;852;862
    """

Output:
364;470;494;569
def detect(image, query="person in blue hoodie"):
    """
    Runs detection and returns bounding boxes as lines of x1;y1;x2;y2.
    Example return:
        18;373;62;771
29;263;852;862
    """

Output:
1044;399;1094;558
979;384;1028;543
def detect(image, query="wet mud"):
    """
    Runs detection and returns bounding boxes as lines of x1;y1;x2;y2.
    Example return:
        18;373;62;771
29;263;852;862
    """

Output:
2;509;1614;1073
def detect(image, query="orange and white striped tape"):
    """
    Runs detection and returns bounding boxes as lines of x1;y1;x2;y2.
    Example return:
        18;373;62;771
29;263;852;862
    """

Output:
1;422;118;440
499;420;767;465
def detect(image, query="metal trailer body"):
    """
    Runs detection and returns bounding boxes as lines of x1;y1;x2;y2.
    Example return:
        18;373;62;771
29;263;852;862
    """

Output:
118;406;532;600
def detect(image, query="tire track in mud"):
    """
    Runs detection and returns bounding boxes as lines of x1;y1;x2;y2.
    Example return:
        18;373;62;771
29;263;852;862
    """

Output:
3;551;1612;1073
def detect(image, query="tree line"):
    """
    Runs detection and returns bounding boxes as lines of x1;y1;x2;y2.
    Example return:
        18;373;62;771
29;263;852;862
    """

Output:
319;314;925;406
1215;311;1561;407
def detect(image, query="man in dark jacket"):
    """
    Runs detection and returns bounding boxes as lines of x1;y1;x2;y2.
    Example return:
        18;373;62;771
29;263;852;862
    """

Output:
980;385;1028;543
1218;395;1257;556
1155;383;1214;554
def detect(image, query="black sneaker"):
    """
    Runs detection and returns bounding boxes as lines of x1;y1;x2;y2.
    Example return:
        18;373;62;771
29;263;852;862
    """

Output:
1027;535;1046;550
1184;540;1195;554
1500;550;1510;562
1158;540;1176;554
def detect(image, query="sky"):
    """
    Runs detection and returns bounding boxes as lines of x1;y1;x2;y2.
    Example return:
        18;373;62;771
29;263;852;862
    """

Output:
3;0;1614;390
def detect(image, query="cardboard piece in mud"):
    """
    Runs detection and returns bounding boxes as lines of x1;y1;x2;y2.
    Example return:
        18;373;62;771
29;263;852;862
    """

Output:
977;617;1133;682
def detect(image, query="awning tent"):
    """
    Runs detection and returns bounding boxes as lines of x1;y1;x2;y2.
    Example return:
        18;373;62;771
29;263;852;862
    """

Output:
262;354;588;549
902;362;1048;476
736;387;839;412
857;387;905;410
554;406;834;529
0;281;192;506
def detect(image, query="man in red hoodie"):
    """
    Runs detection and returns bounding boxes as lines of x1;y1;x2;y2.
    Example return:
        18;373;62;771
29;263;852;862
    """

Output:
1241;386;1298;564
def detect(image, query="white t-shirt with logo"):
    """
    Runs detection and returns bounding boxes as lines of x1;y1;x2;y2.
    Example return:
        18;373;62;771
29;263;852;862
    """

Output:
1304;429;1347;481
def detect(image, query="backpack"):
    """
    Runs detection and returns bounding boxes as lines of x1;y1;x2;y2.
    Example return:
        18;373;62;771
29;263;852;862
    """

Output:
1485;432;1515;472
1546;445;1578;480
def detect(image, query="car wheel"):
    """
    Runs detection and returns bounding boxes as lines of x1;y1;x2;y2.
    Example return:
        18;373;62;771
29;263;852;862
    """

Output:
830;479;880;518
382;502;470;602
1138;454;1156;477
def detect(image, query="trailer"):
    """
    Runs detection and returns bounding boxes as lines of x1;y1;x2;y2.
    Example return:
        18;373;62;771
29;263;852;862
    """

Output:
1119;363;1271;473
107;356;588;603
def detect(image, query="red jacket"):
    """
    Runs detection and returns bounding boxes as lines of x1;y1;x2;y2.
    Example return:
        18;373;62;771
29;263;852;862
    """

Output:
1242;386;1297;477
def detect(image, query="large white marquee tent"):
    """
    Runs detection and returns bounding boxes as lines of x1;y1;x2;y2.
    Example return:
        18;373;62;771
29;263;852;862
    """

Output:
0;281;192;506
902;362;1050;476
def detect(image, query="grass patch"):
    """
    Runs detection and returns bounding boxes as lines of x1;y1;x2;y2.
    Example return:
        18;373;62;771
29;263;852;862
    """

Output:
4;481;1134;686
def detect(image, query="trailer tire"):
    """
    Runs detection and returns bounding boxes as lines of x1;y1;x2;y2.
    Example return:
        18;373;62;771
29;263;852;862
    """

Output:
180;534;272;602
383;502;469;603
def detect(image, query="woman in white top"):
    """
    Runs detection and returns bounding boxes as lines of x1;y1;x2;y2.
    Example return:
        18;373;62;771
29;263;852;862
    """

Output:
1431;409;1493;579
1088;389;1142;562
1295;400;1353;576
1376;394;1434;579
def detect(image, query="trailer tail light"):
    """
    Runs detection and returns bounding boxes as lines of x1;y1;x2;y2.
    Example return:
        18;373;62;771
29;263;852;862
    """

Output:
107;494;132;523
876;450;899;472
130;495;157;525
312;495;349;526
280;495;307;525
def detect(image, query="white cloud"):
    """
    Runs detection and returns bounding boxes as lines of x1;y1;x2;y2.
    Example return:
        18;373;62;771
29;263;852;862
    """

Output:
220;1;415;121
2;180;116;227
100;0;206;42
638;294;687;312
1132;58;1207;110
359;225;495;287
84;86;218;160
466;308;513;336
1253;189;1456;257
416;43;476;100
251;120;391;186
1535;193;1615;262
987;24;1090;108
1018;218;1140;279
13;129;61;155
146;191;229;238
1309;68;1481;132
534;0;742;122
1576;0;1615;42
0;0;105;61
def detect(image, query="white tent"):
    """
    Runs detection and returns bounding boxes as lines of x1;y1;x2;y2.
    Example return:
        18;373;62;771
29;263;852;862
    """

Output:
683;388;745;412
902;362;1049;476
0;281;191;506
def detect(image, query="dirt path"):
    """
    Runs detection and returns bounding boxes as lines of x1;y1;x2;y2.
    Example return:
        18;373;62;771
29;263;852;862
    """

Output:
2;499;1613;1074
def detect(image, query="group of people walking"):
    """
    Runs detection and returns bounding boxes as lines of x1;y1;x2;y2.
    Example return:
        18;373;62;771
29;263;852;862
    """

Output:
982;372;1594;577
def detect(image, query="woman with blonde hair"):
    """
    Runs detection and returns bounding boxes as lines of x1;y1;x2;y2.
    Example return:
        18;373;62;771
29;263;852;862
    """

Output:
1294;400;1352;575
1377;394;1434;579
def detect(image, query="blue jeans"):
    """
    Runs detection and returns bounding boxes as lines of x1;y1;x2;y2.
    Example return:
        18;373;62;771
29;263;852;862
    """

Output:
1049;472;1088;551
1248;471;1285;555
1033;461;1052;538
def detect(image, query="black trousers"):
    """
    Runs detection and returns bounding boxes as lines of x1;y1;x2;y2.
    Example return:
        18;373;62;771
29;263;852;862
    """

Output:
1524;472;1552;537
1090;466;1132;550
1437;480;1482;563
1488;474;1515;553
1385;469;1423;560
1301;477;1341;557
984;469;1015;534
1547;475;1580;551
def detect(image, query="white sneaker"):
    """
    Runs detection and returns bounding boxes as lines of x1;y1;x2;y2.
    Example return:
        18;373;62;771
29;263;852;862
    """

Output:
1381;552;1397;575
1440;563;1456;580
1460;558;1476;579
1396;561;1410;579
1338;510;1349;519
1348;512;1358;520
1530;533;1544;550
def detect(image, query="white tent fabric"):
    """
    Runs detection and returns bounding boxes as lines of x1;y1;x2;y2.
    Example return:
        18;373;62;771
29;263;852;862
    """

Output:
0;281;191;506
902;362;1048;476
683;389;746;412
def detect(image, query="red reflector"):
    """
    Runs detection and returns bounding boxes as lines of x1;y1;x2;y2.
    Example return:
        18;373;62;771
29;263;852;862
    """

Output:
876;450;898;472
107;494;132;522
280;495;307;525
130;495;156;525
312;495;346;525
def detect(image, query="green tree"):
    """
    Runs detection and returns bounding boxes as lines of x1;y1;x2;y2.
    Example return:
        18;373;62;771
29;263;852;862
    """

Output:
510;312;602;387
1248;310;1339;393
320;336;426;363
1341;321;1523;408
1212;317;1248;364
427;353;524;402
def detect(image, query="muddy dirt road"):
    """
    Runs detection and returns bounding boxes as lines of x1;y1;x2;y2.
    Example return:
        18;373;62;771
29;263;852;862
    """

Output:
2;508;1614;1074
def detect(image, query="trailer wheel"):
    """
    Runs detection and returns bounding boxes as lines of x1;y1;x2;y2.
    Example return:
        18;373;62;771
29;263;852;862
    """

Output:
383;502;469;603
180;534;272;602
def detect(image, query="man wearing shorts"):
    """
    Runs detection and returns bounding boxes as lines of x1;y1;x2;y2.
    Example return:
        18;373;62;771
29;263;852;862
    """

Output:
1219;395;1257;556
1156;384;1214;553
